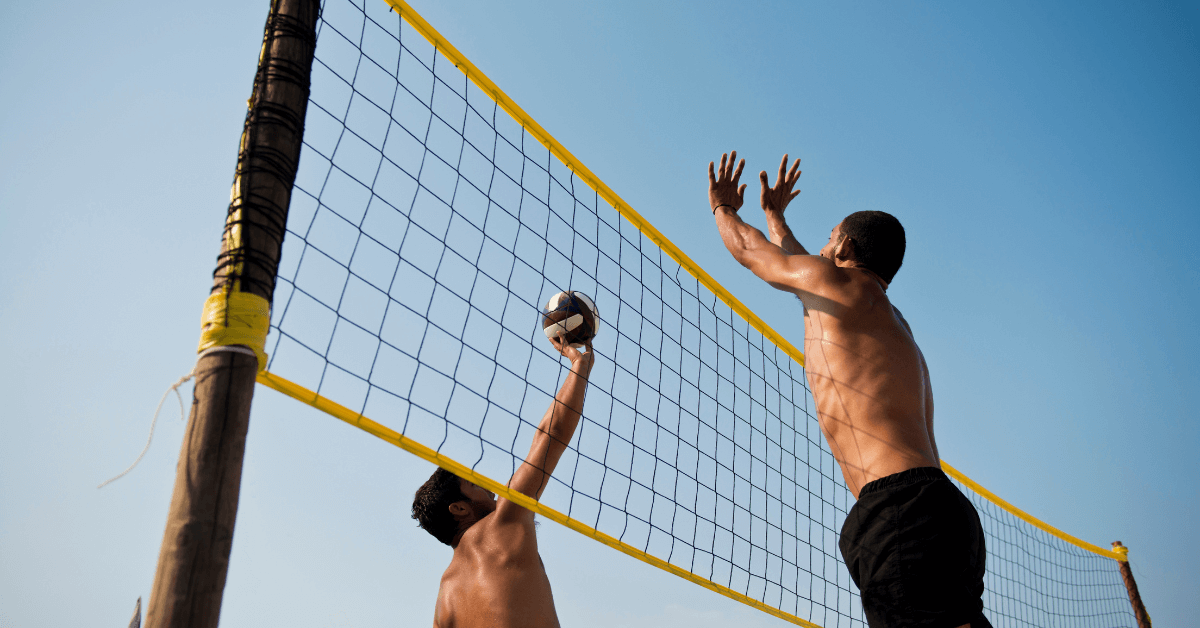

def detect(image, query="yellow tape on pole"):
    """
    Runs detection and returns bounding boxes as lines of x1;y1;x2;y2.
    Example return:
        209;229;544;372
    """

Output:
256;370;824;628
198;290;271;371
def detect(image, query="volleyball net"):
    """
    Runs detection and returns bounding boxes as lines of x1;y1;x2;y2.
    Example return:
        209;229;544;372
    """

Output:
253;1;1139;625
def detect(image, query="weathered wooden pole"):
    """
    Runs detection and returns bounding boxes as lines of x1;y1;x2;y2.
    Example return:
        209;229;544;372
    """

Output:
145;1;318;627
1111;541;1152;628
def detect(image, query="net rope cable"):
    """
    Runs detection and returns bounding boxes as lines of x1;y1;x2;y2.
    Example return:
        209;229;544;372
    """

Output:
258;1;1139;626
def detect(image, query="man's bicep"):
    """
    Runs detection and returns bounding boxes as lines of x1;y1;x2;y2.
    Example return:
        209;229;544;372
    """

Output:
745;250;840;296
495;461;547;523
507;459;551;502
494;492;537;523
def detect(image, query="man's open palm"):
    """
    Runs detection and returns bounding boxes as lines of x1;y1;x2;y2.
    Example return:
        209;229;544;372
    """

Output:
760;154;801;214
708;151;747;211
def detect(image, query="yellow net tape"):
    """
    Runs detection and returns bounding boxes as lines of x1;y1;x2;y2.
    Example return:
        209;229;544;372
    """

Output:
941;461;1126;562
198;290;271;371
379;0;1121;565
255;371;823;628
381;0;803;368
253;2;1132;624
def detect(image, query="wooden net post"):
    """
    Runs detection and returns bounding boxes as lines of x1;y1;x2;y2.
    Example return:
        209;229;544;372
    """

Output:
144;1;319;627
1111;541;1152;628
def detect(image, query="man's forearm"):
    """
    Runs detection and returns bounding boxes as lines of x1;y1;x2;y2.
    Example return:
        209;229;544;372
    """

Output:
715;206;785;270
764;211;808;255
714;206;754;266
541;367;588;443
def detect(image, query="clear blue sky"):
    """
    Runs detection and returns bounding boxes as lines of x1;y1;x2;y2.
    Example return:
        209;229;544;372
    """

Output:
1;1;1196;626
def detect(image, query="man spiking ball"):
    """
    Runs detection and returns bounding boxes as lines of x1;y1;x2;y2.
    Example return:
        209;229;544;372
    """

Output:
411;291;598;628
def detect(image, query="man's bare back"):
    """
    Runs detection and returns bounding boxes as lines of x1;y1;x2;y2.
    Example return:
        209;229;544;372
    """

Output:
799;249;938;496
434;485;558;628
708;152;937;495
413;338;594;628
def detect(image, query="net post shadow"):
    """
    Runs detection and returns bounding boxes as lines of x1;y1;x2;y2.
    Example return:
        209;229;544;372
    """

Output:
144;1;318;627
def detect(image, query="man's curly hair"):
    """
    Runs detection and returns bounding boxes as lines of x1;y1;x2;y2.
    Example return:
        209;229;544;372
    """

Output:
412;467;467;546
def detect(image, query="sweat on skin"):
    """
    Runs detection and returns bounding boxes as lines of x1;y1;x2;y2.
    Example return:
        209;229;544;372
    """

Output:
413;337;594;628
709;151;988;628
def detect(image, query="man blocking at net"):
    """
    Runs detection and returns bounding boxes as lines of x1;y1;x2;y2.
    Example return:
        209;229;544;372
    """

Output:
709;152;991;628
411;337;594;628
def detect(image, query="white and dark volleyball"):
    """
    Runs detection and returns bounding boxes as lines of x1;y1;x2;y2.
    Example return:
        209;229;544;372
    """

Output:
542;291;599;347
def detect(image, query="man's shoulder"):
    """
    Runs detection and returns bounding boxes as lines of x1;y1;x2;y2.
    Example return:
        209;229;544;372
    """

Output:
801;267;892;318
459;514;535;549
453;513;539;567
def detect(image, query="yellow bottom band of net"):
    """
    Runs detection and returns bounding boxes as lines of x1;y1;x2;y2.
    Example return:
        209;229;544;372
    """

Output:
255;370;824;628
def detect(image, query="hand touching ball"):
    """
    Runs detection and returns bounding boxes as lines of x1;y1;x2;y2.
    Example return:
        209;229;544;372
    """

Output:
542;291;599;348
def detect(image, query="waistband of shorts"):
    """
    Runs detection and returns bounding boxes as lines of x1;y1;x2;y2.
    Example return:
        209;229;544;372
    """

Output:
857;466;947;498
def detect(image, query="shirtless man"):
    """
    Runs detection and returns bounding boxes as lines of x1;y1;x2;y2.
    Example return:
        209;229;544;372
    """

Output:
411;337;594;628
709;151;991;628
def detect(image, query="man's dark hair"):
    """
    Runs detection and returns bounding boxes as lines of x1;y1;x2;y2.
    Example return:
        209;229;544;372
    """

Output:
412;467;467;546
839;211;906;284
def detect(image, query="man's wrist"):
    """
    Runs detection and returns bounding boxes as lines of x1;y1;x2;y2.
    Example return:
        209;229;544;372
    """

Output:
570;358;593;374
712;204;737;214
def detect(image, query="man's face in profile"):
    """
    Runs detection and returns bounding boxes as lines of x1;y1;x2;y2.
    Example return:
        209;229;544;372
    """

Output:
819;222;845;261
458;479;497;519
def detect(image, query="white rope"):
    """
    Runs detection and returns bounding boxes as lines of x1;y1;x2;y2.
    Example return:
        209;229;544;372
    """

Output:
97;346;259;489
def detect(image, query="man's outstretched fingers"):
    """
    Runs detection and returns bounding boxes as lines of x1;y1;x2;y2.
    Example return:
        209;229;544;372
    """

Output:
731;156;745;184
709;151;749;211
759;170;771;208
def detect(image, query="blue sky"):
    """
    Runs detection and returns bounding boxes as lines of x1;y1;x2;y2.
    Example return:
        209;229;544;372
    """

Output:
1;1;1196;627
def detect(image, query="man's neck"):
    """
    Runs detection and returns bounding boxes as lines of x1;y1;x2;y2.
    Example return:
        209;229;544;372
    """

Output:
450;518;476;549
850;265;889;292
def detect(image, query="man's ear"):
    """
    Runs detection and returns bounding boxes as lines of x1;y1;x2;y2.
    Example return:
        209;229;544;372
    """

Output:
834;236;856;264
448;500;470;520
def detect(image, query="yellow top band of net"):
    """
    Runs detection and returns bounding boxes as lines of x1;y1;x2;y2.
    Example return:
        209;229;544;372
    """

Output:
379;0;1123;564
198;290;271;371
255;371;824;628
381;0;803;368
941;461;1125;561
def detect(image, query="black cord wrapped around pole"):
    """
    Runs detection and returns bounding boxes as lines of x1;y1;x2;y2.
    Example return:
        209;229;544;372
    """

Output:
145;2;318;627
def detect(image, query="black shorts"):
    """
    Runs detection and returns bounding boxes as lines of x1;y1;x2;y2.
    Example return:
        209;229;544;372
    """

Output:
839;467;991;628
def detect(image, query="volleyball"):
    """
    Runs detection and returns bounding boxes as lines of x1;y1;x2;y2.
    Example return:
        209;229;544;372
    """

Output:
541;291;599;347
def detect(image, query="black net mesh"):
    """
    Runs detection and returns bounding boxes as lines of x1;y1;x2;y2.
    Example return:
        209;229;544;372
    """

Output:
262;2;1138;626
955;477;1137;628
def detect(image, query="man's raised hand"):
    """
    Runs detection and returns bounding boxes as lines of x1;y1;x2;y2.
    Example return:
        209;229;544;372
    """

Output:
551;337;594;377
708;151;747;213
759;154;801;215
